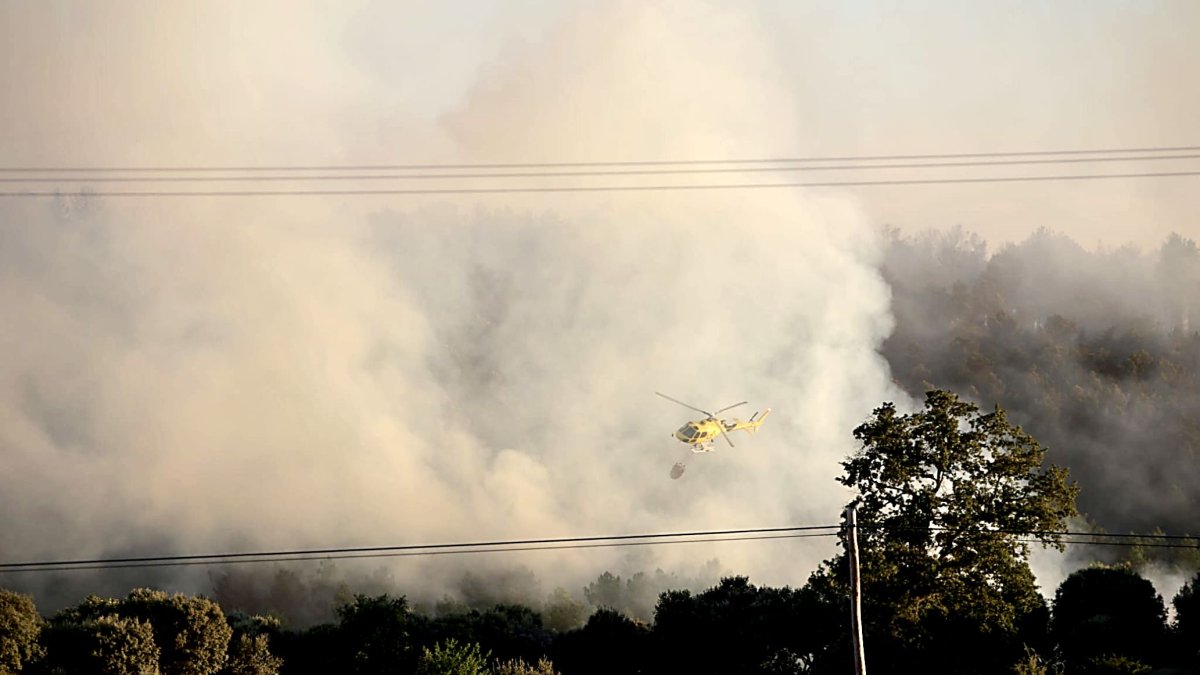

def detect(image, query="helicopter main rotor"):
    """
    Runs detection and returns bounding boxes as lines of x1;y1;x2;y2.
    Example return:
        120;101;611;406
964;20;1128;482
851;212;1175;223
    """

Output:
655;392;747;418
655;392;748;448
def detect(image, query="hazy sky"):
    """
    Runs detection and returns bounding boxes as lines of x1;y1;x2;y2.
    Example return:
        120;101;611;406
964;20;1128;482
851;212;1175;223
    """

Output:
3;0;1197;247
0;1;1196;607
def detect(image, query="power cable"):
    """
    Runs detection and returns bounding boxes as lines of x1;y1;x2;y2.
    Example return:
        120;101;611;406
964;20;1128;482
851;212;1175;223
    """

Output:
0;524;842;573
3;144;1199;173
1018;539;1200;550
872;526;1200;542
4;153;1199;183
859;525;1200;550
2;170;1198;198
0;533;840;574
2;522;1192;575
1021;531;1198;542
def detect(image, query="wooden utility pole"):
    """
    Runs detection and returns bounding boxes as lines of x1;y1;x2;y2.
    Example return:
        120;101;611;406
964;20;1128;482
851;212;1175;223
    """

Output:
843;504;867;675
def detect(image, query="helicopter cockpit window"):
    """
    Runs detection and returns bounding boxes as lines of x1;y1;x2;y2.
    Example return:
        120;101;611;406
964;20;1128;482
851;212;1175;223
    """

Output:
679;425;697;439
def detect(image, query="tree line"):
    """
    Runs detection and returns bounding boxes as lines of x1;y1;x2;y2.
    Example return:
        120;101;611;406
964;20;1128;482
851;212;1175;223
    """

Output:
4;389;1199;674
4;568;1197;675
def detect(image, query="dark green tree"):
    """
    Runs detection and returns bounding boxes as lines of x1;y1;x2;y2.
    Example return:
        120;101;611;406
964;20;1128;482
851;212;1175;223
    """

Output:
577;568;703;623
541;589;585;632
334;594;425;675
268;623;338;675
426;604;550;666
794;568;856;673
650;577;821;675
1050;566;1168;674
821;389;1078;674
1;589;46;674
471;605;550;665
1173;571;1200;669
582;573;623;613
551;608;649;675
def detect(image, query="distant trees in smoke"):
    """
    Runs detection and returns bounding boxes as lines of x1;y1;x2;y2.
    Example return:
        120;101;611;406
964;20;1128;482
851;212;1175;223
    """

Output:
880;227;1200;539
204;559;723;632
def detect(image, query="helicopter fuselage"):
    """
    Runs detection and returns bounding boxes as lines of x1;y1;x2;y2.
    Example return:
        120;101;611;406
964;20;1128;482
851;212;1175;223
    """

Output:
674;419;725;447
673;410;770;451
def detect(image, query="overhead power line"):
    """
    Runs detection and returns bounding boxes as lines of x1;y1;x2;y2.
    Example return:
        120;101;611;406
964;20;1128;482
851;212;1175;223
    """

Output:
2;144;1199;173
886;526;1200;542
1;523;1193;575
1018;539;1200;550
1;533;839;574
3;153;1200;183
866;524;1200;549
1065;539;1200;549
1;170;1198;198
0;525;842;574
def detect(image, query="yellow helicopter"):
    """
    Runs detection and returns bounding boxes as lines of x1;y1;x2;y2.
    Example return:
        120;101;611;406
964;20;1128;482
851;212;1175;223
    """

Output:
656;392;771;479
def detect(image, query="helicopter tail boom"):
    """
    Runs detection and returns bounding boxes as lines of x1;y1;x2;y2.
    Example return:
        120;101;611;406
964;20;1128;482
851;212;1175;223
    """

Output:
741;408;772;434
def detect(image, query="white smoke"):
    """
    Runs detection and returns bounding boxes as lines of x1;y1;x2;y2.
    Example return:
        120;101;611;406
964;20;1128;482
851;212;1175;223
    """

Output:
0;1;901;609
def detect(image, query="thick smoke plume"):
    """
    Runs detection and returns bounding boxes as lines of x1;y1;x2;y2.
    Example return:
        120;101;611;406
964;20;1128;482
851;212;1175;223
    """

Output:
880;227;1200;606
0;2;897;615
882;227;1200;535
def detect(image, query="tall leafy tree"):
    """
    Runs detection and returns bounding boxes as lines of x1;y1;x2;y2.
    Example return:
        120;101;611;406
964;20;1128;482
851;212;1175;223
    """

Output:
119;589;232;675
819;389;1078;674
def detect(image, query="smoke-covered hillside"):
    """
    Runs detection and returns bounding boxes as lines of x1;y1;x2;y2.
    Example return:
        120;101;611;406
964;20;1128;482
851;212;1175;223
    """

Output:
881;227;1200;534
